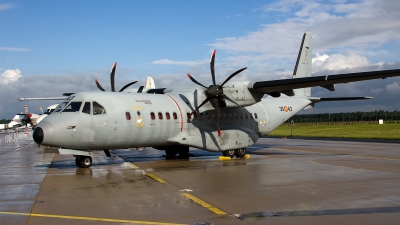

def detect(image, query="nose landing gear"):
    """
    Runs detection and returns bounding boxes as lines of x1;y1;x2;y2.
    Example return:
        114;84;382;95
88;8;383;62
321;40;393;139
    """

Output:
75;156;92;168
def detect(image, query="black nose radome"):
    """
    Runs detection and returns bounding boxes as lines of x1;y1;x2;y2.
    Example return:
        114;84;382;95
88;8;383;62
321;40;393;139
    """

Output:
33;127;43;144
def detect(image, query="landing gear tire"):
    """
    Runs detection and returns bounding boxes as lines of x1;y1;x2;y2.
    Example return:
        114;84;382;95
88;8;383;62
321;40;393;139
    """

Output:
223;150;235;158
235;148;246;158
75;156;92;168
178;148;189;158
165;149;178;158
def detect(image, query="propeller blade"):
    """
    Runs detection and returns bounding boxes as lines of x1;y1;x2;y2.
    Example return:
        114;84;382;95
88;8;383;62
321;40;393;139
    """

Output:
39;106;43;114
187;74;208;89
95;79;106;91
110;62;117;92
137;86;144;93
191;96;212;114
119;81;138;92
221;94;240;106
220;67;247;87
210;50;216;85
214;99;222;136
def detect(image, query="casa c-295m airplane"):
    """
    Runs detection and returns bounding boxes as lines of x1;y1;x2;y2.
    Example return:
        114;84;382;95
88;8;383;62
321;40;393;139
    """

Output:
33;31;400;168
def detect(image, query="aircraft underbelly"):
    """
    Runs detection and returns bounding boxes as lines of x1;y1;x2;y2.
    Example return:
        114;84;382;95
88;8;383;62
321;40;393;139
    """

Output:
167;127;258;151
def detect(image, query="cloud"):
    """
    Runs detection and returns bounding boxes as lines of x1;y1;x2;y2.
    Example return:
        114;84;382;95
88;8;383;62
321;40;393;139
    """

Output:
0;69;22;84
386;82;400;94
0;47;31;52
312;53;371;73
0;3;14;11
209;0;400;63
153;59;206;66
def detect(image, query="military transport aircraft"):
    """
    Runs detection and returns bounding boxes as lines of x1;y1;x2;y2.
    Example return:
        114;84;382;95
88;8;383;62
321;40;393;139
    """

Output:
32;31;400;168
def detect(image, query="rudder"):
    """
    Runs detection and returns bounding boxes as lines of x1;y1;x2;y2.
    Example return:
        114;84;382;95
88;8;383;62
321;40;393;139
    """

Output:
293;31;312;96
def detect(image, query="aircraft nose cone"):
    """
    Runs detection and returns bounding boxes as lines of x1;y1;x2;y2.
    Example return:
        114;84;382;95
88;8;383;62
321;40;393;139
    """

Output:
33;121;54;146
33;127;43;144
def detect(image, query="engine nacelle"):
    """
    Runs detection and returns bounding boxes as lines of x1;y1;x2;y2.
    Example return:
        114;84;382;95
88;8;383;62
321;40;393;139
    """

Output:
222;81;264;107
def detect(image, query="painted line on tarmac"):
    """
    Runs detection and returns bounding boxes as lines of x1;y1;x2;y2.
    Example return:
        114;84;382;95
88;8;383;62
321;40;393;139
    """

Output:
0;211;187;225
129;163;140;168
129;163;226;215
146;172;166;183
274;148;400;161
183;193;226;215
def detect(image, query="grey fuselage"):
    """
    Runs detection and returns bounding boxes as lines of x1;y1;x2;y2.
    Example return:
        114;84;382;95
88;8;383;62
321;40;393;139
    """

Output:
36;87;311;152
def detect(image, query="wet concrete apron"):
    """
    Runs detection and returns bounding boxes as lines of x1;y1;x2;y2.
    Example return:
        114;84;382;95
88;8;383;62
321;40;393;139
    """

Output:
1;131;400;224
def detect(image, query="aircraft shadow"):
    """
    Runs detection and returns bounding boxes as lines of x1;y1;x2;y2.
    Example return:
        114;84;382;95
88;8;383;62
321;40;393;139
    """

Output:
238;206;400;220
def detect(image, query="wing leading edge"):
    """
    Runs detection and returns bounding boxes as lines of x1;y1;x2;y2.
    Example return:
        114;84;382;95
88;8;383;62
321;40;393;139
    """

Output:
248;69;400;96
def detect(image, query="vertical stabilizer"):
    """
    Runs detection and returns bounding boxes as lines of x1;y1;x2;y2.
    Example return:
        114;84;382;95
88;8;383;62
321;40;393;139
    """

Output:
145;76;155;89
293;31;312;96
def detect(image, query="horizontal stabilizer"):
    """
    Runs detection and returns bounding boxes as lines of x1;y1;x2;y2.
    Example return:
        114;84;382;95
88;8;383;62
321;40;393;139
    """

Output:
309;97;373;102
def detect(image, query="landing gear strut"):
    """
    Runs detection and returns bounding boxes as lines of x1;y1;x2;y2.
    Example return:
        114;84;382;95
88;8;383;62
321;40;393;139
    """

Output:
75;156;92;168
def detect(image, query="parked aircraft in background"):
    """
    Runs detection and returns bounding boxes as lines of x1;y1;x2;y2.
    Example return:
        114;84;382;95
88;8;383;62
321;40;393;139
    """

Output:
33;31;400;168
35;104;59;126
0;105;39;130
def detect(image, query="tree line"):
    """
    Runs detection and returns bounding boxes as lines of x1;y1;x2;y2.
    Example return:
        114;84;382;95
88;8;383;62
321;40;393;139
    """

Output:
287;110;399;124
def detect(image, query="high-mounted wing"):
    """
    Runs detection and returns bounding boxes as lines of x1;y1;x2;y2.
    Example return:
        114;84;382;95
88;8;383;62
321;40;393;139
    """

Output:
248;69;400;96
18;97;68;101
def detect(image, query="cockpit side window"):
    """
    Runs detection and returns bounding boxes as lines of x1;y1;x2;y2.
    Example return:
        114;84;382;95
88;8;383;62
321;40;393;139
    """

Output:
82;102;91;114
62;102;82;112
93;102;106;115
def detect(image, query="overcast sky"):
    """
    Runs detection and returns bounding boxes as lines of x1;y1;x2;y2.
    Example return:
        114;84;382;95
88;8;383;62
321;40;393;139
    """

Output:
1;0;400;119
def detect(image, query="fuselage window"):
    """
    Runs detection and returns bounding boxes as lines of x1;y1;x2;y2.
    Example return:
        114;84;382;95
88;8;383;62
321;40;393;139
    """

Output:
150;112;155;120
245;113;248;119
93;102;106;115
250;113;253;119
158;112;163;120
223;113;227;119
206;113;210;119
229;113;233;119
166;112;171;120
193;112;197;119
62;102;82;112
126;112;131;120
234;113;238;119
212;113;215;119
199;113;203;119
173;112;178;120
82;102;91;114
187;113;191;120
254;113;258;119
239;113;243;119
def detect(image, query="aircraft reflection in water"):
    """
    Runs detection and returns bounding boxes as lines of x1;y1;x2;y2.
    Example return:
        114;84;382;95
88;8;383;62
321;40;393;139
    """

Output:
33;31;400;168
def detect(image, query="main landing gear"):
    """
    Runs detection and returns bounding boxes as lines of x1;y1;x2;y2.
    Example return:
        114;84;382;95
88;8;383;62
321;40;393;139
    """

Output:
222;148;247;158
75;156;92;168
165;146;190;158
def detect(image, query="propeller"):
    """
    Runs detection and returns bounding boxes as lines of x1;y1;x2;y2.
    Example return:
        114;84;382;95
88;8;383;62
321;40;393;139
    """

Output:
187;49;247;136
95;62;138;92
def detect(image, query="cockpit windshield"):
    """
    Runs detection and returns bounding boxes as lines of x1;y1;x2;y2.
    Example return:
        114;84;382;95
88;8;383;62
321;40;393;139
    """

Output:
54;101;69;113
62;102;82;112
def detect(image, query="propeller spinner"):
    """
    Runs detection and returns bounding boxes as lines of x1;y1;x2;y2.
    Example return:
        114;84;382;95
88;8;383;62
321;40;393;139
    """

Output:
187;49;247;136
95;62;138;92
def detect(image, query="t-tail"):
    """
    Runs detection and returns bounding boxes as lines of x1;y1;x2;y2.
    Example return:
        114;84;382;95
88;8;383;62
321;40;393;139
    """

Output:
293;31;312;97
